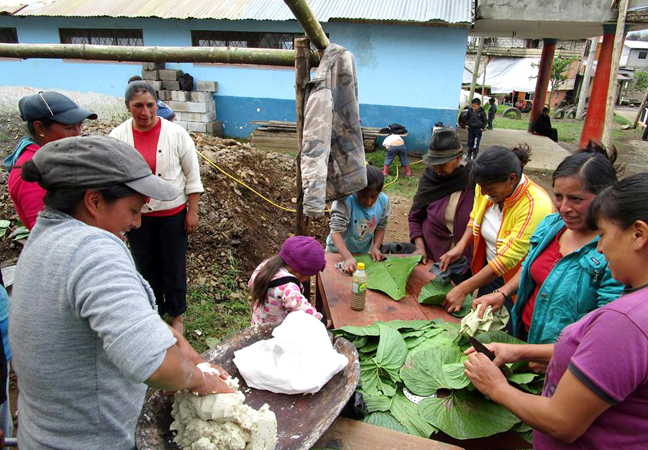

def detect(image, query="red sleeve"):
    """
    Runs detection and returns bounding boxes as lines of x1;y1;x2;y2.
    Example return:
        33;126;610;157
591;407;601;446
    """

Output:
8;149;45;230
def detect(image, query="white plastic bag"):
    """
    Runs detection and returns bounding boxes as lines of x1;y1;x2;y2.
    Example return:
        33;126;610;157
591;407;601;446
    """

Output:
233;311;348;394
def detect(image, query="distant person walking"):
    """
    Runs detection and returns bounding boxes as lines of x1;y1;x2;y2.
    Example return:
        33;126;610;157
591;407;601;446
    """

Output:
487;97;497;130
464;98;487;159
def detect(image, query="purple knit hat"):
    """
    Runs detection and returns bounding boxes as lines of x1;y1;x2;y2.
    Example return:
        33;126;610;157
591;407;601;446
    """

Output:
279;236;326;276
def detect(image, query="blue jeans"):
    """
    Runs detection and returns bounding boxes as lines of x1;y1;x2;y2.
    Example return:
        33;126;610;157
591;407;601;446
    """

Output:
467;127;483;156
384;145;409;167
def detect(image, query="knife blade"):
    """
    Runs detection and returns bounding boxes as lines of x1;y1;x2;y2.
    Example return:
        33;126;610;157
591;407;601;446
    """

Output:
468;336;513;378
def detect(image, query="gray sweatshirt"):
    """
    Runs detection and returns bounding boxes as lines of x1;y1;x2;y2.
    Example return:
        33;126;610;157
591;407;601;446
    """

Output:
9;209;176;450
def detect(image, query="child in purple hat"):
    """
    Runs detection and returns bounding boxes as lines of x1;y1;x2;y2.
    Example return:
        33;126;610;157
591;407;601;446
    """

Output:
249;236;326;325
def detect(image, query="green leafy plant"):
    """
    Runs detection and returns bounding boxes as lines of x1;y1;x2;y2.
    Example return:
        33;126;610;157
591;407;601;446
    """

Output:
334;320;543;441
9;226;29;241
0;220;10;238
355;255;421;301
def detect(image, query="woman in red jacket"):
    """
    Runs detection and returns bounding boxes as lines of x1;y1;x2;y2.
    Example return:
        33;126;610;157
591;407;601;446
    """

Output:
6;91;96;229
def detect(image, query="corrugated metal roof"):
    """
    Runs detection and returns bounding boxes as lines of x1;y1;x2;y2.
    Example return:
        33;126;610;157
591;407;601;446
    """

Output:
244;0;472;24
3;0;472;24
13;0;257;19
0;3;28;14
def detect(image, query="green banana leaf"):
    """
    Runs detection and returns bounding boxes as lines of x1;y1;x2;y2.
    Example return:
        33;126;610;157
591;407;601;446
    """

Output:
364;412;408;434
450;293;473;318
417;278;452;305
363;394;392;413
355;255;422;301
360;325;408;396
390;389;438;438
417;277;472;317
401;345;468;396
419;389;520;440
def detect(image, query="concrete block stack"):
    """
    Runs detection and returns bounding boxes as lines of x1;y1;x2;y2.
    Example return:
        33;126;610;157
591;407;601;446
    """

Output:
140;63;222;136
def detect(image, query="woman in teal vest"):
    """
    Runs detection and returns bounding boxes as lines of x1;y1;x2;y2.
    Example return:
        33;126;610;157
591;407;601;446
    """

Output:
472;143;624;344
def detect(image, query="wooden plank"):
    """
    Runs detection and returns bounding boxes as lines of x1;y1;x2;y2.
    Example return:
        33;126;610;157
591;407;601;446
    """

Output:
319;253;458;328
314;417;464;450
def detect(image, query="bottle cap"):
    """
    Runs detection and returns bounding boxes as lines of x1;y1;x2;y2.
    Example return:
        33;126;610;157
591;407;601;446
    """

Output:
357;262;365;270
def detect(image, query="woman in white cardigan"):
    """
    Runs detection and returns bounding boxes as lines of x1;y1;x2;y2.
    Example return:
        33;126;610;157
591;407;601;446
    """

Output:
110;81;204;334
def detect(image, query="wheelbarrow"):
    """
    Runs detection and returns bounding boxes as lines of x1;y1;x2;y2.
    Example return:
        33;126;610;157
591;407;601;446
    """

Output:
135;322;360;450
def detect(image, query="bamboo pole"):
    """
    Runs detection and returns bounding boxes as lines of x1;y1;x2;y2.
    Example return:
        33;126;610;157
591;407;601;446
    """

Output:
294;37;312;238
0;43;321;66
576;37;598;120
294;37;312;297
283;0;330;51
469;37;484;104
602;0;629;148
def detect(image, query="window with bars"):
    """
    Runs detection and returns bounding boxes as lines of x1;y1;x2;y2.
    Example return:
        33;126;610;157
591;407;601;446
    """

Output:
0;28;18;43
192;31;304;50
59;28;143;46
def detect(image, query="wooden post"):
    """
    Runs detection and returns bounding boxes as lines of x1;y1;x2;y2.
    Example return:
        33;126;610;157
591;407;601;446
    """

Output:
0;42;320;66
481;57;487;102
580;27;616;146
294;37;312;297
469;37;484;104
528;39;557;131
295;37;312;239
632;87;648;128
576;37;598;120
602;0;629;148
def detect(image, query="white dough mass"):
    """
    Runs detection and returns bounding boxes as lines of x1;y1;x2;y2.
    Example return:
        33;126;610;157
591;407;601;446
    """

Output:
170;375;277;450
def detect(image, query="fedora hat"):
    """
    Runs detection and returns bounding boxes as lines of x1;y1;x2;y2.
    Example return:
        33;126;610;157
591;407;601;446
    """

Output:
423;129;465;166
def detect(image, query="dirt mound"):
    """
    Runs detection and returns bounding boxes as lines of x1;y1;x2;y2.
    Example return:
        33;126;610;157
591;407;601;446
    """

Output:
0;115;329;295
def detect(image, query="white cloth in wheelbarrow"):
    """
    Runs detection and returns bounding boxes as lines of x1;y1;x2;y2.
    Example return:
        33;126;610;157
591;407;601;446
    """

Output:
233;311;348;395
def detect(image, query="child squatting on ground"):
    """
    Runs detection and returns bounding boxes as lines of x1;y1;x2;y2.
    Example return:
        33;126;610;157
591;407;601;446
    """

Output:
326;165;392;274
382;134;411;176
249;236;326;325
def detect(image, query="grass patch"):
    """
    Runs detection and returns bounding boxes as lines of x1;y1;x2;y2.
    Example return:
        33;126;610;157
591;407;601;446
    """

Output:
493;112;640;143
184;255;251;353
613;114;631;126
365;149;421;198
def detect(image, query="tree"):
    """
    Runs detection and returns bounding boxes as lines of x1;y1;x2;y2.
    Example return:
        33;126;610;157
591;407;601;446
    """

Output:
530;56;576;105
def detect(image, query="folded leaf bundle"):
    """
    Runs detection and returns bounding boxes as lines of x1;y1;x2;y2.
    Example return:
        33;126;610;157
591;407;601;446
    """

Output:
355;255;422;301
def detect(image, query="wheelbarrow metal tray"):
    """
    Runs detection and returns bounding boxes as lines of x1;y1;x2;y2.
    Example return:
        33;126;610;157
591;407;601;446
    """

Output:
136;322;361;450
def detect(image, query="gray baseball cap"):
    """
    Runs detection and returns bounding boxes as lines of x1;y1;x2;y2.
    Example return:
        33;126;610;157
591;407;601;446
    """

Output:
19;91;98;124
32;136;180;201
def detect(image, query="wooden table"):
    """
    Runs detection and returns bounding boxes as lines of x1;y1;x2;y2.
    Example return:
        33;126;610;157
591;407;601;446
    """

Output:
315;253;531;450
315;417;463;450
316;253;459;328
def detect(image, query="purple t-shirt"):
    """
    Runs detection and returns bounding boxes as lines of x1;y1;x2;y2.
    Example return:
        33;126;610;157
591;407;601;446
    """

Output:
534;286;648;450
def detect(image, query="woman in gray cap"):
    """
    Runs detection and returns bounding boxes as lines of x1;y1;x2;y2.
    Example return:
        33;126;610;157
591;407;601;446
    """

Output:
408;129;474;283
5;91;97;230
9;136;231;450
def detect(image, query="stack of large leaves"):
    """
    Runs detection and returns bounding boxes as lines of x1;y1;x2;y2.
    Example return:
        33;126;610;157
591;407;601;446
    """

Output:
417;278;473;318
354;255;421;301
333;321;543;443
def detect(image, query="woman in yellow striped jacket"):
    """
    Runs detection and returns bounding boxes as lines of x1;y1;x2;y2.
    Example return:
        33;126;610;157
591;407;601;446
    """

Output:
440;144;554;314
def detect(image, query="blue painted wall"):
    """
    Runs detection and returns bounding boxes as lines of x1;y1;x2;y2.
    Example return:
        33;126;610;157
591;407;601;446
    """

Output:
0;16;467;150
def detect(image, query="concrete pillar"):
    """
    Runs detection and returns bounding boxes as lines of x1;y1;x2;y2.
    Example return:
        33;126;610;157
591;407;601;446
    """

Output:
528;39;557;132
579;25;615;147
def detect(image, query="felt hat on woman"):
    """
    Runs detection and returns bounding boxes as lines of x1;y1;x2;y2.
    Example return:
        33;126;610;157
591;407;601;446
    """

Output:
279;236;326;277
423;129;465;166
